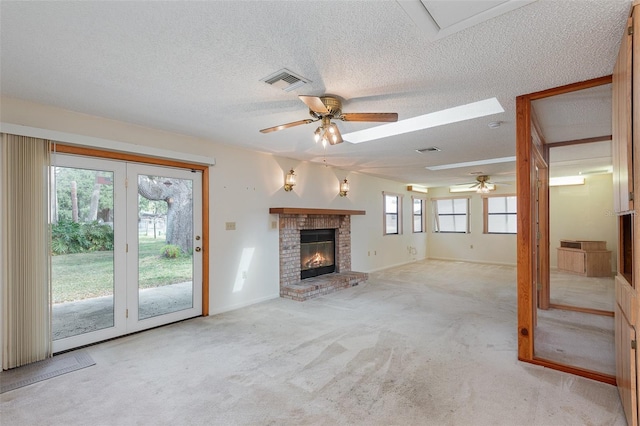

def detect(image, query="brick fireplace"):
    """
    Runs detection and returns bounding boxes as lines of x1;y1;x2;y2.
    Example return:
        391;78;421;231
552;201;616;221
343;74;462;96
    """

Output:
269;208;368;301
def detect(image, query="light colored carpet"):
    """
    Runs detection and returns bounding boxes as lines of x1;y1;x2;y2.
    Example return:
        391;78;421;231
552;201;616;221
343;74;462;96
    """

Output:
536;271;615;375
550;271;615;312
0;260;624;425
0;351;95;394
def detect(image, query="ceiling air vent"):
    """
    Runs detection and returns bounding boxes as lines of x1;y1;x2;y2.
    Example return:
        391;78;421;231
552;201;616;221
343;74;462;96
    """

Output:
261;68;309;92
416;147;441;153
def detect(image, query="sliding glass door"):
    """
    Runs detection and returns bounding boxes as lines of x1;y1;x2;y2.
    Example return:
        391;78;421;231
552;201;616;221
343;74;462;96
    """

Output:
52;155;202;352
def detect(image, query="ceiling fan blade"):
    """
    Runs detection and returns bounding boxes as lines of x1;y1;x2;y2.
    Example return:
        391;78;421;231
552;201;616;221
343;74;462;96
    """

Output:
259;119;315;134
299;95;329;114
341;113;398;122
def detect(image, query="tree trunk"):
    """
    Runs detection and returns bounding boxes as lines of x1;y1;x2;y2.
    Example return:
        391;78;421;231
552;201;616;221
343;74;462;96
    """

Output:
88;183;101;221
71;181;79;223
137;176;192;253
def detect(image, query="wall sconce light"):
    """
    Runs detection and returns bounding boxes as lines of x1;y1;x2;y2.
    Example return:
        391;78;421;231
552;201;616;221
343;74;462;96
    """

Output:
284;169;296;191
339;178;349;197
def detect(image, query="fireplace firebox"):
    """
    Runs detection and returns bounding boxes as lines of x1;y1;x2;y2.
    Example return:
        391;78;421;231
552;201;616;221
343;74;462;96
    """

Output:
300;229;335;279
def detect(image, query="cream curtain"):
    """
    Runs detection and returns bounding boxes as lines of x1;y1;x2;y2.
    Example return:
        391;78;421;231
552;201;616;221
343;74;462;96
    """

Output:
1;133;52;369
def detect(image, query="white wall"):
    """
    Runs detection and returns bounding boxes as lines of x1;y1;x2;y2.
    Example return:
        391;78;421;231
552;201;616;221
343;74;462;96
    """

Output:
426;185;517;266
549;173;617;272
0;97;428;315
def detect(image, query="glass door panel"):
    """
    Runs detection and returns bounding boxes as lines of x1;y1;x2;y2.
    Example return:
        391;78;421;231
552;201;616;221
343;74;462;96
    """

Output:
127;164;202;331
51;155;126;352
137;174;194;319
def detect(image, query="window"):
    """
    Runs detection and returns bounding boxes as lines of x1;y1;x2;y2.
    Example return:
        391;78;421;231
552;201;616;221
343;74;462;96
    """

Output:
412;197;426;233
432;198;469;233
383;192;403;235
484;195;517;234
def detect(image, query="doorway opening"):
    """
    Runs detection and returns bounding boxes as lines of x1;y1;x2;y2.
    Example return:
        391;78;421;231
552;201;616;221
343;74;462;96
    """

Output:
516;75;616;384
51;148;208;353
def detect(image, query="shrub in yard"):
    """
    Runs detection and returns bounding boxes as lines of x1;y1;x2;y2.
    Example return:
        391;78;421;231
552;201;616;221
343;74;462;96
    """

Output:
51;219;114;255
161;244;182;258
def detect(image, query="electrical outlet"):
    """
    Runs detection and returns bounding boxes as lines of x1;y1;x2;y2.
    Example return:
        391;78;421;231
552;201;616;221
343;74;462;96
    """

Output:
225;222;236;231
368;251;370;256
271;221;278;229
242;271;247;279
470;244;473;249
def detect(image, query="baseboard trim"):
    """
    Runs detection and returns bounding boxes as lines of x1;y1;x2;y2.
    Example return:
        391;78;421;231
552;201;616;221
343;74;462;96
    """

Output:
365;258;426;273
208;293;280;316
427;257;516;267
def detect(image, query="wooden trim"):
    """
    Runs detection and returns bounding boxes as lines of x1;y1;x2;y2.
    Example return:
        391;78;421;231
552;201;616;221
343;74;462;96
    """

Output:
53;144;208;172
523;357;617;386
548;303;614;317
269;207;365;215
482;197;489;234
531;109;546;148
546;135;612;147
525;75;612;101
482;194;517;234
430;195;472;201
53;143;211;317
516;95;534;360
534;148;550;311
201;167;210;316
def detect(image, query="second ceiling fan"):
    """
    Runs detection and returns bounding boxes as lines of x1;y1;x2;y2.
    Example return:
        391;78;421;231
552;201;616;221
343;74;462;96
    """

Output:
259;95;398;146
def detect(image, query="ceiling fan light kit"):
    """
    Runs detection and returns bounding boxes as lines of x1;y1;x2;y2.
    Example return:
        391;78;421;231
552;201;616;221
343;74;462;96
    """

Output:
449;175;497;193
260;95;398;147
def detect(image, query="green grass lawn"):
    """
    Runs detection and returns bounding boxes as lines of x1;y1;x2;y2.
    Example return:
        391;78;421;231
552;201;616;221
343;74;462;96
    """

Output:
52;236;193;303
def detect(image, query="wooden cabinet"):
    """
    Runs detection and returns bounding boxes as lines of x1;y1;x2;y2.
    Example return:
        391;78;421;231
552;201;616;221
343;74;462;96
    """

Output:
556;240;611;277
613;3;639;426
612;12;634;213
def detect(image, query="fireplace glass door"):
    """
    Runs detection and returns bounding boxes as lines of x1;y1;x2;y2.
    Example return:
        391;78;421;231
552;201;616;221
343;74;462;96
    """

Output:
300;229;335;279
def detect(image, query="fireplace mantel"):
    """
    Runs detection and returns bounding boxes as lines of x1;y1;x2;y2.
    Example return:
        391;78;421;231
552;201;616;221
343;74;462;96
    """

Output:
269;207;365;215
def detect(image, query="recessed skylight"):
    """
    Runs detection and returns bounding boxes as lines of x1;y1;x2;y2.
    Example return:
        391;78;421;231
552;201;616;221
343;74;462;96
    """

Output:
425;156;515;171
343;97;504;144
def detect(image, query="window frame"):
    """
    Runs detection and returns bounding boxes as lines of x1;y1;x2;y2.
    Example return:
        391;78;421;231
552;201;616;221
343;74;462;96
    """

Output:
383;191;403;235
412;196;427;233
483;194;517;234
432;196;470;234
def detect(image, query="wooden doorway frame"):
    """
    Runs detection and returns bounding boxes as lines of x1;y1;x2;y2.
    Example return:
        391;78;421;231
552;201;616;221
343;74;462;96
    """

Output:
53;143;210;316
516;75;616;385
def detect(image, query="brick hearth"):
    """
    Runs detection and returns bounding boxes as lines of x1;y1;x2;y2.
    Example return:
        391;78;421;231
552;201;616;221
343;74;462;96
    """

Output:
270;208;368;301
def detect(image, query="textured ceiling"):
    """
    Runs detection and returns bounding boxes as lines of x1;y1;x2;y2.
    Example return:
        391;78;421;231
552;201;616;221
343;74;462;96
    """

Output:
0;1;631;187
